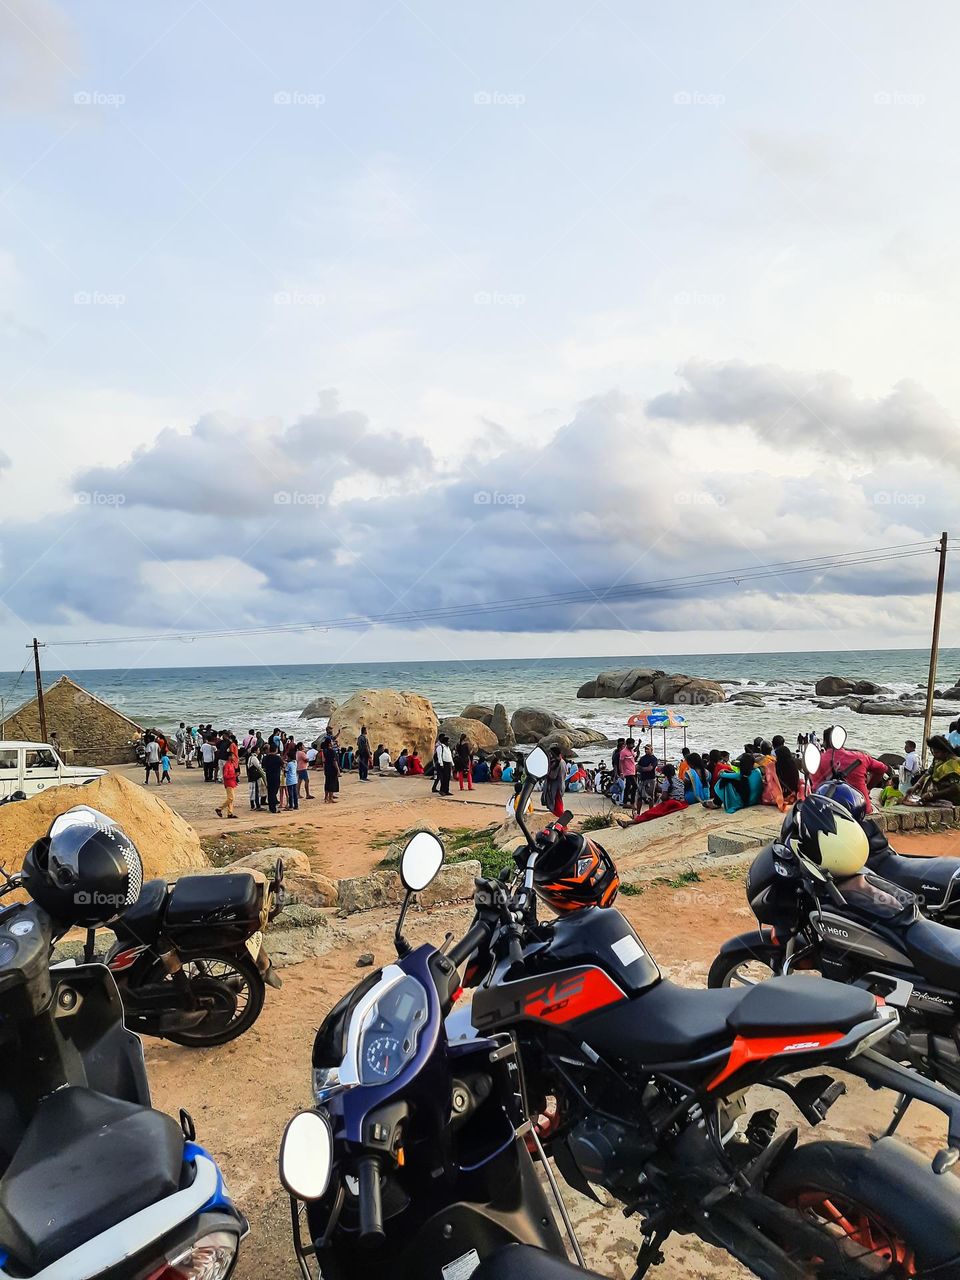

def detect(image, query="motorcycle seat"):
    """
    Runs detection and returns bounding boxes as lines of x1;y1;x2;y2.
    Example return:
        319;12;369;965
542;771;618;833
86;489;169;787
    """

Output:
475;1245;585;1280
112;876;168;945
579;975;876;1066
0;1086;184;1273
871;852;960;909
903;917;960;990
166;871;261;925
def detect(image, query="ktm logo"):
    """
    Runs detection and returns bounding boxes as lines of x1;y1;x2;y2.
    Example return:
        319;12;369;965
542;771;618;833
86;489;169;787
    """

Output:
524;973;586;1018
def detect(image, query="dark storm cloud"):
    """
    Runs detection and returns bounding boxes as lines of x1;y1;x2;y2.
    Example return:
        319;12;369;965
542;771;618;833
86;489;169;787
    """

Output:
0;377;948;636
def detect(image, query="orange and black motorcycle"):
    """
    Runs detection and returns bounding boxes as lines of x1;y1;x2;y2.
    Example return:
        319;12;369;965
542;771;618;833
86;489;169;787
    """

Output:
442;746;960;1279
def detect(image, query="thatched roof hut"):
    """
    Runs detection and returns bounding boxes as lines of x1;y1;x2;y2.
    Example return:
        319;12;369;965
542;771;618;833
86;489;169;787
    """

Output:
0;676;143;765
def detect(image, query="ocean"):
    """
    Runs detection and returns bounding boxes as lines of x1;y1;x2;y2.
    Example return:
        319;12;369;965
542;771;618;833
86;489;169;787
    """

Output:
2;648;957;761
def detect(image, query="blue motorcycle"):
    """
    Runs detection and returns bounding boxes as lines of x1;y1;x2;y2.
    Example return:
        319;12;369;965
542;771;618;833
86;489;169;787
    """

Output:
279;831;576;1280
0;859;246;1278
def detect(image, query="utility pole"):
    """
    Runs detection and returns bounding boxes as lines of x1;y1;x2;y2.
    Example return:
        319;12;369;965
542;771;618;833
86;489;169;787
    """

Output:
922;532;949;766
31;638;48;744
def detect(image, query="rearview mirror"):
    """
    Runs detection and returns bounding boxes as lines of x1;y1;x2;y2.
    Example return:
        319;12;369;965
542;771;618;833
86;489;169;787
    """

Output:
830;724;847;749
400;831;444;893
803;743;822;776
279;1110;334;1201
525;746;549;781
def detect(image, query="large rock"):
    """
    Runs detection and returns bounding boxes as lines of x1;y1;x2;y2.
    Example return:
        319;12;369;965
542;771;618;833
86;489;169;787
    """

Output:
728;692;765;707
510;706;571;741
299;695;338;720
438;717;499;752
652;675;726;706
816;676;855;696
856;700;956;717
0;773;207;881
590;668;665;699
327;689;438;758
576;680;598;699
539;729;607;755
490;703;515;748
220;847;338;907
338;859;481;915
461;704;494;725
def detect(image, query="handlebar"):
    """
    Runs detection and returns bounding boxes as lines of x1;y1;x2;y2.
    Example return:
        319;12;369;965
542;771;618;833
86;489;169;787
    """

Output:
357;1155;385;1249
447;920;493;968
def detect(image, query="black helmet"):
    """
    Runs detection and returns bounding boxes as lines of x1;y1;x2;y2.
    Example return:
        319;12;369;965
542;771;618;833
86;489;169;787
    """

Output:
21;806;143;926
533;831;620;913
796;794;868;878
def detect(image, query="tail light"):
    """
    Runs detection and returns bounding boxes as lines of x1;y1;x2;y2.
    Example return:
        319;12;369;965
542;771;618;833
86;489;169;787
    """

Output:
145;1230;239;1280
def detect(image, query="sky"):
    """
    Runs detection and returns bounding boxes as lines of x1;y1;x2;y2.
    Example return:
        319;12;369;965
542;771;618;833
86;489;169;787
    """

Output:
0;0;958;671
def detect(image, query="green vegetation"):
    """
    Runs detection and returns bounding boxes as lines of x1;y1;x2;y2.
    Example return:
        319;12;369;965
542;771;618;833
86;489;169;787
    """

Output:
377;824;519;879
652;869;702;890
580;812;614;832
199;825;316;867
619;881;644;896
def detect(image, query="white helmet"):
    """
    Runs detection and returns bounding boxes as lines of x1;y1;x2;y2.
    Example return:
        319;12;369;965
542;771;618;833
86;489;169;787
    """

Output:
797;793;868;878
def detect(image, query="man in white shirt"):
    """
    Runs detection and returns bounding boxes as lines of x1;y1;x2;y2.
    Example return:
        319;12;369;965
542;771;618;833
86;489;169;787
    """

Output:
200;738;216;783
378;748;393;773
900;739;920;792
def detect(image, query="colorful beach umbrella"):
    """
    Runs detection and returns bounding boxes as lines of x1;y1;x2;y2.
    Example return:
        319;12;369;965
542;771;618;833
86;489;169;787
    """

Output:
627;707;687;729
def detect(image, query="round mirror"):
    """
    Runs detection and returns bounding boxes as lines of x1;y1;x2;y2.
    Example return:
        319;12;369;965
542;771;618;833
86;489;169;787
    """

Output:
400;830;444;893
803;743;822;776
525;745;549;781
279;1110;334;1201
830;724;847;750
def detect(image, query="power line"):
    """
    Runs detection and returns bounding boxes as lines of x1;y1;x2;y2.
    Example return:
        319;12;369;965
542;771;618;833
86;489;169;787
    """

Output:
44;538;941;649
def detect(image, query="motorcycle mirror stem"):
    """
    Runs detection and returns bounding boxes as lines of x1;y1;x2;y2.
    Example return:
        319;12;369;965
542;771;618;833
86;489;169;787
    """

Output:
395;890;413;957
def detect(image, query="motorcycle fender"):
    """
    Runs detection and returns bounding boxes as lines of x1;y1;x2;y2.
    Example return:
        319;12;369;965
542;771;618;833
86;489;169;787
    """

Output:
718;928;778;958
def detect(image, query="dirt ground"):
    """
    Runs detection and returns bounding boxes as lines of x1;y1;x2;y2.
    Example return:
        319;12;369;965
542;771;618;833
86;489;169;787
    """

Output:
142;815;959;1280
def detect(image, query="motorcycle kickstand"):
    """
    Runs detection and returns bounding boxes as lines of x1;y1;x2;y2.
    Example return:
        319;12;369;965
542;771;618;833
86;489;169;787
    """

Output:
875;1091;912;1140
523;1120;586;1267
629;1230;667;1279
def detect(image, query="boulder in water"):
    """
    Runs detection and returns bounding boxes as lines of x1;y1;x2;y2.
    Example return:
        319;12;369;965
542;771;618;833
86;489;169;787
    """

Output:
652;675;726;705
300;695;338;720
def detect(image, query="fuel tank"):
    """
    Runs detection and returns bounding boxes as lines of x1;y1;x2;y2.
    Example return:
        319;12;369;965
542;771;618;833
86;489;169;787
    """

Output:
470;906;660;1034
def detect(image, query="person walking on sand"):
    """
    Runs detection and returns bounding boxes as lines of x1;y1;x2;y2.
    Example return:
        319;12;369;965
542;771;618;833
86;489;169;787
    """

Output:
296;741;313;800
322;733;340;803
217;757;238;819
436;734;454;796
143;734;161;785
455;734;474;791
159;749;172;784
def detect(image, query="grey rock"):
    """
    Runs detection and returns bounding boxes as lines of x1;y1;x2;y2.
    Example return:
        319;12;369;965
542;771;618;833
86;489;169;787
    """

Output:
576;680;598;699
491;703;515;747
338;859;481;916
652;675;725;705
300;695;338;720
356;952;375;968
461;703;494;724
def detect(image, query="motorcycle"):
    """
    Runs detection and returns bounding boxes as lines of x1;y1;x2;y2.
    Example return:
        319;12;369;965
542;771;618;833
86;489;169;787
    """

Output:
283;750;960;1280
80;833;284;1047
710;735;960;1095
0;860;246;1278
279;830;573;1280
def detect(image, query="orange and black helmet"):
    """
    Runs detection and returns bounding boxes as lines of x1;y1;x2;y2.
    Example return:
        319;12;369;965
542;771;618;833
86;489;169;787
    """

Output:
533;832;620;914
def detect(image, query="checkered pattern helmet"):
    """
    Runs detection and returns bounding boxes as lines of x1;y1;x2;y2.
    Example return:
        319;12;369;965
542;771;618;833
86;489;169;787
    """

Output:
21;805;143;927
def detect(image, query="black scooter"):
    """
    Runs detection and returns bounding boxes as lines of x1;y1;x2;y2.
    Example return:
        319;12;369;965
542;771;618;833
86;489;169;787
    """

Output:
82;857;284;1047
0;867;247;1276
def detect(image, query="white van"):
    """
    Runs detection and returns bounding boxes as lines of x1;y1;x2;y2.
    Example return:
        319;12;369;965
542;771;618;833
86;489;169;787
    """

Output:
0;741;106;799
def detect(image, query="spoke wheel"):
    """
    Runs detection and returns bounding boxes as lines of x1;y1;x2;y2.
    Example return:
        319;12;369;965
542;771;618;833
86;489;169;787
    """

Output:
155;950;265;1047
788;1190;917;1277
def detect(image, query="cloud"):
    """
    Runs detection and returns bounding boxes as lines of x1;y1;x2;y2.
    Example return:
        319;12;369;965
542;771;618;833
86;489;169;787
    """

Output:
0;0;81;112
0;374;948;644
647;359;960;465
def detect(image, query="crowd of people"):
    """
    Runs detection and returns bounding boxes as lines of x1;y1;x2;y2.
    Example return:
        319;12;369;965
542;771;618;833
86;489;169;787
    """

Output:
137;716;960;827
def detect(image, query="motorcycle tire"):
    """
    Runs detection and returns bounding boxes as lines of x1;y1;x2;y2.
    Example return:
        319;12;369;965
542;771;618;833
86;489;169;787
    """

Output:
766;1137;960;1277
152;950;266;1048
707;944;786;989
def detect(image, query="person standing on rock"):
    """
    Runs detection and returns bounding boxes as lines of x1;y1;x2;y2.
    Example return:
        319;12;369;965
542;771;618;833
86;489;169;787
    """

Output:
436;734;454;795
357;726;371;782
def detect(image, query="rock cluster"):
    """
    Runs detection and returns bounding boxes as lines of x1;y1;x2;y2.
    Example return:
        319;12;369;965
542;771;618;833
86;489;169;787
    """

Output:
578;668;725;706
450;702;603;754
814;676;886;697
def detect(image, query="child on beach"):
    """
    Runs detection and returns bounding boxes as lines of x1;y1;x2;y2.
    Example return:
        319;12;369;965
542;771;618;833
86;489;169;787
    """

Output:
160;751;171;783
285;756;299;810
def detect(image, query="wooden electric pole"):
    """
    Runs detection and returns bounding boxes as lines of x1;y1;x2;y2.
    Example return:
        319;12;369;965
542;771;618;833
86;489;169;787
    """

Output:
921;532;949;766
31;638;48;744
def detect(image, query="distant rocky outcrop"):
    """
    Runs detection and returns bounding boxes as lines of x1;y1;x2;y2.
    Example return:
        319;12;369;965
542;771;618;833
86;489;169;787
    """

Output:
815;677;886;697
438;716;499;751
327;689;438;758
299;695;338;720
578;668;724;705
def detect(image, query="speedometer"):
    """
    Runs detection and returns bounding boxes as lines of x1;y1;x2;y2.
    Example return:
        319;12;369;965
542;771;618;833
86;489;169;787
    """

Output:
363;1035;403;1080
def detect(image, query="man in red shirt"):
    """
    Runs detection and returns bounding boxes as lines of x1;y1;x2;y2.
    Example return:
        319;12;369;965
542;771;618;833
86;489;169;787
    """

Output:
810;743;889;814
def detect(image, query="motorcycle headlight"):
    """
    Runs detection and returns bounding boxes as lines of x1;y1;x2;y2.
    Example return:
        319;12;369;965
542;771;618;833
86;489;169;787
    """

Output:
149;1230;239;1280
